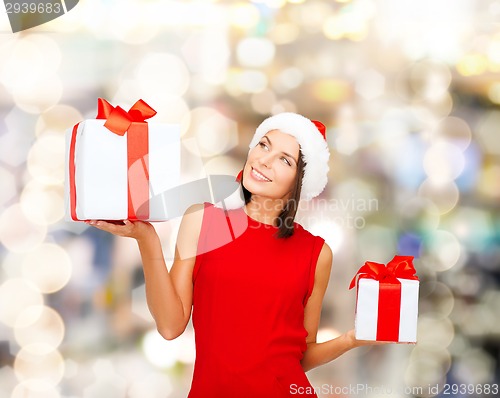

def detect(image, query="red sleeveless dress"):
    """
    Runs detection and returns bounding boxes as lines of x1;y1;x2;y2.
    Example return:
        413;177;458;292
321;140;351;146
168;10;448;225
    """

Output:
188;202;324;398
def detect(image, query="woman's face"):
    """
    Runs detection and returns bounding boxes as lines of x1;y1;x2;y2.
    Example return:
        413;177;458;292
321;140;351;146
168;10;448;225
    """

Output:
243;129;300;201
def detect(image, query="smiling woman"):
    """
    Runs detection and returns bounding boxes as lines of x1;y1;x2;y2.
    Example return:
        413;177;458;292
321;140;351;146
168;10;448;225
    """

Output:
87;112;383;398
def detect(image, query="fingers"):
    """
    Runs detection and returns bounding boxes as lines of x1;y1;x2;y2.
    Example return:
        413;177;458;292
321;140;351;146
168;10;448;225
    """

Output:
85;220;132;236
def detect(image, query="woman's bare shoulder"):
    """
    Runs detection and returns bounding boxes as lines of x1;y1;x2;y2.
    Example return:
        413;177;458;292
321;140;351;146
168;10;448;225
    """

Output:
180;203;207;228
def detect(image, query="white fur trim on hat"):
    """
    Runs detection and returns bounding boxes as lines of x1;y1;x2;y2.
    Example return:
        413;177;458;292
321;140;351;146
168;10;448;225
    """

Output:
248;113;330;201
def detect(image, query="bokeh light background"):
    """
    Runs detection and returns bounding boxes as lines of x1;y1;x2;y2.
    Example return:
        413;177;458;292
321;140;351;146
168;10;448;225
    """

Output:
1;0;500;397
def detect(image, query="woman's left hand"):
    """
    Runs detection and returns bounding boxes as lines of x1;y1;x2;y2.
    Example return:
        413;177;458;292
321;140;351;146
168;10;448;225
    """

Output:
345;329;408;348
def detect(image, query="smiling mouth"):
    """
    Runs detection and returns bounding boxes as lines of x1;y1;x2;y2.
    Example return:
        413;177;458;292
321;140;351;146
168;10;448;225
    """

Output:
251;167;272;182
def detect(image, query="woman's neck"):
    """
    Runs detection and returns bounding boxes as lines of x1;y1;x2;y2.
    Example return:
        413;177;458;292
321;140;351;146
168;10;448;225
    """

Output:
244;196;286;225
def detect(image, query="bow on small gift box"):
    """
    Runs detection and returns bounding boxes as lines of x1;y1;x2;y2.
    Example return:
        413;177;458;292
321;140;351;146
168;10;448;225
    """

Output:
66;98;180;221
349;255;419;342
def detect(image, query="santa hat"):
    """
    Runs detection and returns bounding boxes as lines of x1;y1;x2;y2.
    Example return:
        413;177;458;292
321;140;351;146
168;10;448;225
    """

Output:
215;113;330;209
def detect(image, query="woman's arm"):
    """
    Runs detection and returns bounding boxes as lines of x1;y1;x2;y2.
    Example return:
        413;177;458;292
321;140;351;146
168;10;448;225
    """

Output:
301;243;387;372
300;243;353;371
87;203;204;340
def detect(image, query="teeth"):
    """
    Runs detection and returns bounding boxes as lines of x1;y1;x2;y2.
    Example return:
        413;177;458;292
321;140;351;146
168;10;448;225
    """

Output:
252;169;271;181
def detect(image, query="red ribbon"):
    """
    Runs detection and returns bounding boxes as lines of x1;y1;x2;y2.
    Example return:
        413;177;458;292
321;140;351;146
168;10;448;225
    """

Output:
349;255;418;341
69;98;156;221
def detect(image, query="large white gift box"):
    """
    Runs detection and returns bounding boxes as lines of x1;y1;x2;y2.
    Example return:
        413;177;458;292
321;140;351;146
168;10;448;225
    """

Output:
65;98;180;222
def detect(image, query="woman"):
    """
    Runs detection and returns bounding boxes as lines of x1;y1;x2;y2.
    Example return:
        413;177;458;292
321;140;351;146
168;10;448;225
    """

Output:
87;113;379;398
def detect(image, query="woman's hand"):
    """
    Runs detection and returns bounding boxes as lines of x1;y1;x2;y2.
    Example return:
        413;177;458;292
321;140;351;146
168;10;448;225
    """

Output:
345;329;400;348
85;219;156;242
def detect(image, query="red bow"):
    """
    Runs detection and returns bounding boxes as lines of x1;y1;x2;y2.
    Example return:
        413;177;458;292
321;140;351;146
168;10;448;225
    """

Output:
96;98;157;136
349;255;418;289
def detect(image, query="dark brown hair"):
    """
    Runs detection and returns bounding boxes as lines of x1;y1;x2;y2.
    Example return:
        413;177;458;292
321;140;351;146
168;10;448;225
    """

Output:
241;149;306;239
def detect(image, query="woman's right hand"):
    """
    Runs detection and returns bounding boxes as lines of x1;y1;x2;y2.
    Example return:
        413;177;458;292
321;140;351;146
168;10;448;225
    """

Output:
85;219;156;242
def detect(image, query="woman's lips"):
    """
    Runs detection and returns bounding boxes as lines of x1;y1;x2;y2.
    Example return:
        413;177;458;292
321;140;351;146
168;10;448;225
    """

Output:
251;167;272;182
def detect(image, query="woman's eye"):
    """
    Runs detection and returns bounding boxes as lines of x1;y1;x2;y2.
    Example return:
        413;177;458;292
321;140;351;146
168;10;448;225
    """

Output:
281;157;291;166
259;142;268;150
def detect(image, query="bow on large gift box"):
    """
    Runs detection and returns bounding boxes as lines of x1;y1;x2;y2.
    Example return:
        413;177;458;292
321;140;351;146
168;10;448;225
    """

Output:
349;255;420;342
65;98;180;221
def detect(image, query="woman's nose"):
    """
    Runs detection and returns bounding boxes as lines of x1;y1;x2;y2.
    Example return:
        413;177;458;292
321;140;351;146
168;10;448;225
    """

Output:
258;152;273;168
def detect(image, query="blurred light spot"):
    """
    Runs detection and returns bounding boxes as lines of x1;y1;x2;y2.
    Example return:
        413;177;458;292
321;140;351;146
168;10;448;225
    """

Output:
203;156;242;176
136;53;190;97
312;79;351;103
443;207;494;251
355;69;385;100
128;371;173;398
487;33;500;64
397;232;422;258
271;99;297;114
453;272;482;298
237;38;275;68
27;134;65;185
0;204;47;253
334;105;360;155
268;23;300;44
260;0;286;8
14;346;64;385
274;67;304;92
487;82;500;104
358;226;397;262
409;60;451;101
84;359;127;398
389;134;427;189
287;1;331;33
423;142;465;184
432;117;471;150
13;75;63;114
229;3;260;29
316;328;341;343
448;333;469;357
0;166;16;206
12;380;60;398
399;198;440;233
251;89;277;114
63;359;78;379
455;348;495;384
323;5;370;41
22;244;72;293
15;306;65;353
478;163;500;199
334;178;378;216
131;284;150;322
109;2;159;44
35;105;83;137
237;70;268;93
424;282;455;318
20;181;65;226
0;35;61;94
418;179;459;215
142;329;196;368
307;220;343;253
424;230;462;272
476;110;500;155
1;107;38;168
405;346;450;389
0;279;43;327
417;315;454;349
454;142;482;192
457;53;488;76
185;108;238;157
